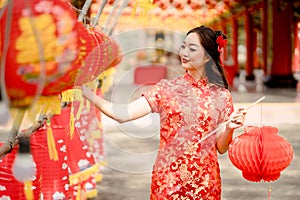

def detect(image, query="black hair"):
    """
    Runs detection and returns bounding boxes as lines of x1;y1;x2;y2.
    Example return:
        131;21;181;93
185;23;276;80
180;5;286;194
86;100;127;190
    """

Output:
187;25;229;89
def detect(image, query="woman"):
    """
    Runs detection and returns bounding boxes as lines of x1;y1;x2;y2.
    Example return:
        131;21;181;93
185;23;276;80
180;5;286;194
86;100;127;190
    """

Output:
82;25;246;199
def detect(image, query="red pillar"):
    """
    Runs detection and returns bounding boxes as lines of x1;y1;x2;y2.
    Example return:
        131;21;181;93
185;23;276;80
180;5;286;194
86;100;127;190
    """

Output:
245;7;255;80
232;18;239;74
264;0;297;87
293;21;300;73
262;0;269;75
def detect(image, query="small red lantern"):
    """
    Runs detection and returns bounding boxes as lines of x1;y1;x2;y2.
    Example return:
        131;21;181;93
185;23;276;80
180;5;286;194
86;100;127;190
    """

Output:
172;0;185;10
188;0;202;10
228;126;294;182
92;30;119;74
153;0;171;10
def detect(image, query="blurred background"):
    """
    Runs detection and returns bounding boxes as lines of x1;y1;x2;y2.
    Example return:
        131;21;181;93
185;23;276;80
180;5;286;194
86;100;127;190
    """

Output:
1;0;300;200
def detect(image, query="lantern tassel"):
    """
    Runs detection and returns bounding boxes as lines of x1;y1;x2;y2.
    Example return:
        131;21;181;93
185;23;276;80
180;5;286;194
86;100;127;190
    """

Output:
47;120;58;161
76;185;81;200
268;185;272;200
24;180;33;200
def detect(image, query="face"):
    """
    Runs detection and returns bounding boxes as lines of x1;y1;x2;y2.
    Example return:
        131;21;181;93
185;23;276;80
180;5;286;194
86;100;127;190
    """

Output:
179;32;209;72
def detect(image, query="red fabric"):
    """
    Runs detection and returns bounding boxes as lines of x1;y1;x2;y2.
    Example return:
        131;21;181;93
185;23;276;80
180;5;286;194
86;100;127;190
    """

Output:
228;126;294;182
142;72;234;199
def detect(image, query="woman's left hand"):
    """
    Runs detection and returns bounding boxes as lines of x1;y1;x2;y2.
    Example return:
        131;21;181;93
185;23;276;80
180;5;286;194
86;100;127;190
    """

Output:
227;107;247;130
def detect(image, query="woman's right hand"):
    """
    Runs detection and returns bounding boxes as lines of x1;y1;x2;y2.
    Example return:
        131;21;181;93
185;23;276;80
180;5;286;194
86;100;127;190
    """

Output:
81;85;93;100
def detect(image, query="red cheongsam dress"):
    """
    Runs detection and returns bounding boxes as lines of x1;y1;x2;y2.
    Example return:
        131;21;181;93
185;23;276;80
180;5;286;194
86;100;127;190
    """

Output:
142;73;234;200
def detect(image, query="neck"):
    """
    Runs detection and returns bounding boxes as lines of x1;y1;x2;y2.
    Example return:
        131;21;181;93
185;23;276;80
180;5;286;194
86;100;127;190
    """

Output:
186;69;206;81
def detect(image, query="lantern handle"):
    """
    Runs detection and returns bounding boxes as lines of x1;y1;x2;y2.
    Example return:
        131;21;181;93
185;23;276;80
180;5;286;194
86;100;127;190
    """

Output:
196;96;266;145
244;96;266;111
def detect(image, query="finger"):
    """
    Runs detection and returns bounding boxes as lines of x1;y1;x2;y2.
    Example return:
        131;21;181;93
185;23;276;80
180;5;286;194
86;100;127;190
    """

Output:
236;107;247;114
231;114;245;121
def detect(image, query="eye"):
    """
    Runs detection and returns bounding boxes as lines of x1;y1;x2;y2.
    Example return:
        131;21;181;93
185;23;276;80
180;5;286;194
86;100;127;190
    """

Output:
180;44;186;49
190;48;197;52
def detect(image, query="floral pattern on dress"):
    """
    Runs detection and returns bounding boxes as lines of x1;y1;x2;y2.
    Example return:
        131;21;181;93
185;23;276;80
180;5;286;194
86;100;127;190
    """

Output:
143;73;234;200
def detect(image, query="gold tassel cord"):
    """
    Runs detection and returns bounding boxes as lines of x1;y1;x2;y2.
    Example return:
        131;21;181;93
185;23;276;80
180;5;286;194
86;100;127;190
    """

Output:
60;88;83;102
70;104;75;139
24;180;34;200
69;163;99;186
46;120;59;161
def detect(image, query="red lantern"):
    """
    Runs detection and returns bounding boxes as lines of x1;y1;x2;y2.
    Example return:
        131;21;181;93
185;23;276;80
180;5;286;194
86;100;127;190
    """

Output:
188;0;202;10
205;0;217;9
61;105;98;199
45;24;122;91
153;0;171;10
172;0;185;10
0;143;26;199
228;126;294;182
43;23;101;93
107;0;115;5
0;0;80;106
30;113;72;199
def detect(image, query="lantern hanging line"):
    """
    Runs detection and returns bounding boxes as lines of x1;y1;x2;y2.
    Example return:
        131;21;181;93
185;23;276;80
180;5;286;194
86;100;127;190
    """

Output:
91;0;108;27
77;0;93;23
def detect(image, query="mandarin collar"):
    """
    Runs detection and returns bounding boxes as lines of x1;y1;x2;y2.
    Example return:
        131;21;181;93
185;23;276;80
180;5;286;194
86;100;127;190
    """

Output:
184;72;208;88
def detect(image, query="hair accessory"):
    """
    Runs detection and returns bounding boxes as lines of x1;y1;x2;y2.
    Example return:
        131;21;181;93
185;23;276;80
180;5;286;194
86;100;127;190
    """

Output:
216;32;227;53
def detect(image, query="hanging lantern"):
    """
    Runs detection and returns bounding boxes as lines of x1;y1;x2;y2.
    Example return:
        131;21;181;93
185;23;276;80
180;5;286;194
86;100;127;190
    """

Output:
108;40;123;68
48;24;121;90
189;0;202;10
94;29;122;70
0;143;26;199
0;0;80;107
107;0;116;5
153;0;171;10
205;0;217;9
171;0;185;10
43;22;100;93
30;110;73;199
228;126;294;182
60;105;98;199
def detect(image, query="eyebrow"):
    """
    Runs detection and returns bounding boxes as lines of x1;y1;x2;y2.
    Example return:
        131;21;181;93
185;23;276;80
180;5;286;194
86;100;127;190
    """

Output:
182;41;200;48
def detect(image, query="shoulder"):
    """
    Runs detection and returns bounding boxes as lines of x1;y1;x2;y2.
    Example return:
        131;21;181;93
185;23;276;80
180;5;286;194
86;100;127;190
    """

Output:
209;84;232;101
155;76;183;88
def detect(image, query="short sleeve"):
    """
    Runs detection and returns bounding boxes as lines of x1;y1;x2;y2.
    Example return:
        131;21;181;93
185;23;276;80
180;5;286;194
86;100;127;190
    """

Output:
210;87;234;125
141;80;167;113
219;89;234;123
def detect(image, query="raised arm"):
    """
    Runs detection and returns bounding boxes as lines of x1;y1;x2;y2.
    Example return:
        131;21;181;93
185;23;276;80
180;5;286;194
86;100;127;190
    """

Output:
81;85;152;123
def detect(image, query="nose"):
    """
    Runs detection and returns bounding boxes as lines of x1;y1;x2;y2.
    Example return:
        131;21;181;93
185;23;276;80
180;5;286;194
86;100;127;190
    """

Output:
180;47;189;57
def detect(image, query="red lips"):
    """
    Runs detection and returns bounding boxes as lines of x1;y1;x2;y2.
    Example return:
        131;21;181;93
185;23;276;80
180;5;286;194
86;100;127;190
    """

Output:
181;58;189;63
